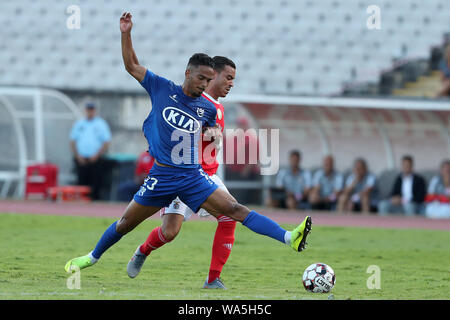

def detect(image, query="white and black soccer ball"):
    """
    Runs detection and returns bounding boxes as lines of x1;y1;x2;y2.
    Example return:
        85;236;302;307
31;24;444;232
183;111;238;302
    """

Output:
302;263;336;293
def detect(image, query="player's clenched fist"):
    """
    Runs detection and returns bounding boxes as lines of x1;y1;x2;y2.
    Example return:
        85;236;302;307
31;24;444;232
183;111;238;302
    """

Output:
203;124;223;145
120;12;133;33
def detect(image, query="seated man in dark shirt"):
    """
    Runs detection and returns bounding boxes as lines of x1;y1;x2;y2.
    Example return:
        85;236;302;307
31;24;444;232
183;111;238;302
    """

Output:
378;155;426;216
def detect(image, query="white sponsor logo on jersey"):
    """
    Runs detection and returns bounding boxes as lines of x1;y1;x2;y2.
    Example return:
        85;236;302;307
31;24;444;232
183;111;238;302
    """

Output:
162;107;200;133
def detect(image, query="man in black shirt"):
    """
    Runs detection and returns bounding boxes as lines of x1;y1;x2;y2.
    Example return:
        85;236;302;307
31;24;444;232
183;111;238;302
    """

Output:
378;155;426;216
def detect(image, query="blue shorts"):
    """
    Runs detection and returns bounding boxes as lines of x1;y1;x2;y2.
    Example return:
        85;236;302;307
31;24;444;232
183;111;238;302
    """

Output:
133;164;218;212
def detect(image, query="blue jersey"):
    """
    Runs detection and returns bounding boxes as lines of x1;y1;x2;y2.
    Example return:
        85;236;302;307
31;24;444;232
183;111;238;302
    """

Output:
140;69;217;168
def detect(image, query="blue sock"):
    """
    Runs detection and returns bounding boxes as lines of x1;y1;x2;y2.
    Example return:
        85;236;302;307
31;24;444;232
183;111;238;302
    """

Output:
242;210;286;243
91;221;123;259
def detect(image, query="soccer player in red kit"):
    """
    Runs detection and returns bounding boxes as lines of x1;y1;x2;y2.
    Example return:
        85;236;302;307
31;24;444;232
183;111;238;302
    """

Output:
127;56;237;289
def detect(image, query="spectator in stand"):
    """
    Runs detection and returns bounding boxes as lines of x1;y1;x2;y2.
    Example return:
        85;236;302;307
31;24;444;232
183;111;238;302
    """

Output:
437;44;450;97
378;155;426;216
309;155;343;211
267;150;312;210
337;158;377;214
70;102;111;200
116;151;155;202
425;159;450;218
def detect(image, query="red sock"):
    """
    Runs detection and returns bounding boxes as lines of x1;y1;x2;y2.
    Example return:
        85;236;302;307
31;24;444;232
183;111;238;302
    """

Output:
140;226;170;256
208;215;236;283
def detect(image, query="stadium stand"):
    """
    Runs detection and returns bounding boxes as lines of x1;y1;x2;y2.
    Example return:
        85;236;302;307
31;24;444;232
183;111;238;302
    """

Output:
1;0;449;96
0;0;449;205
392;71;442;98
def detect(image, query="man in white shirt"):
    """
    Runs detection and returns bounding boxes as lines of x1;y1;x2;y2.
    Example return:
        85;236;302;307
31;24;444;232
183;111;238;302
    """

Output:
427;160;450;197
378;155;426;216
425;159;450;218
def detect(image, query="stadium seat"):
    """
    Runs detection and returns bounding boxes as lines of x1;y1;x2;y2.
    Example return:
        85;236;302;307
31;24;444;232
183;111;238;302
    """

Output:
1;0;449;95
376;169;399;200
48;186;92;202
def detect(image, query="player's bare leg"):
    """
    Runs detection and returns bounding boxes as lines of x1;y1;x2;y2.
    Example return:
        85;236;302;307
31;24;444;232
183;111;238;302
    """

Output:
130;178;239;283
200;188;250;221
128;213;184;278
65;200;161;273
200;188;311;252
117;200;162;235
161;213;184;241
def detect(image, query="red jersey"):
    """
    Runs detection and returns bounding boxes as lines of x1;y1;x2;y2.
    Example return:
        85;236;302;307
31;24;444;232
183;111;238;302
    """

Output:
135;151;155;176
200;92;225;176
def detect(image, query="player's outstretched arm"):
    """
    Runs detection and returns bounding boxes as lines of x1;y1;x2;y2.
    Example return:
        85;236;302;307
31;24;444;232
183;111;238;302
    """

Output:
120;12;146;82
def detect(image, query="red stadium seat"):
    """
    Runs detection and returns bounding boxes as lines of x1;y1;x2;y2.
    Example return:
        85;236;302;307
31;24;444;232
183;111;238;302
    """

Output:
25;163;58;200
48;186;91;202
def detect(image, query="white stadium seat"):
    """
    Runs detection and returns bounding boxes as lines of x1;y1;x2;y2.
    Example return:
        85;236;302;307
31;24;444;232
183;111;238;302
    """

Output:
0;0;449;96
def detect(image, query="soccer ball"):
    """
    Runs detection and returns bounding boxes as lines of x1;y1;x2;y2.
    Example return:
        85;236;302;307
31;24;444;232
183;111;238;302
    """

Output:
302;263;336;293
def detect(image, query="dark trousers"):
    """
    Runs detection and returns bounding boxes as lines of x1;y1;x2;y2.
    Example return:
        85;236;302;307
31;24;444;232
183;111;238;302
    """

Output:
311;201;337;211
116;180;140;202
74;157;105;200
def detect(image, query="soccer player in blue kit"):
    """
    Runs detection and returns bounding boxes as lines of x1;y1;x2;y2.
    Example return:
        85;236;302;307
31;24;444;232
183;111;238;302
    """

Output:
65;12;312;274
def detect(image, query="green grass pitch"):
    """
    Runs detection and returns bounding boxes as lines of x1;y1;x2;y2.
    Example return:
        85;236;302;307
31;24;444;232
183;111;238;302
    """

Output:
0;213;449;300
